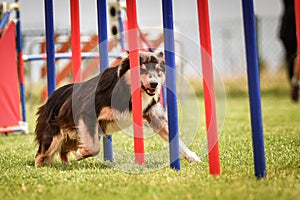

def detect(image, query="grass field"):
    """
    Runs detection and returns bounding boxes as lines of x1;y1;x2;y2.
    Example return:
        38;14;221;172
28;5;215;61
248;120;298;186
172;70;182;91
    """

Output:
0;71;299;200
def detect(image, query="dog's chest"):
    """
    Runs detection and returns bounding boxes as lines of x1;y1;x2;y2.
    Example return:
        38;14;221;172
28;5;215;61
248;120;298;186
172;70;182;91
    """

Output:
103;95;156;134
142;93;155;111
108;110;132;133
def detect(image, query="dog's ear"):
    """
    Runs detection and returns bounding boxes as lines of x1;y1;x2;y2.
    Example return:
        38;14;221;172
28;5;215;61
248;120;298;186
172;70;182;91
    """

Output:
156;51;165;64
118;56;130;78
139;51;149;64
155;52;165;72
139;51;163;64
156;51;164;58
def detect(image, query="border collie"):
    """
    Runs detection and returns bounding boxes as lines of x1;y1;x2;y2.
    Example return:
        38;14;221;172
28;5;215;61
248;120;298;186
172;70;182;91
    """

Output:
35;52;199;166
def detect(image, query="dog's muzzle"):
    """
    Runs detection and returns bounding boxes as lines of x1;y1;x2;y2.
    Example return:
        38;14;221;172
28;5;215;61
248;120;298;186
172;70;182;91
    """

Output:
141;81;158;96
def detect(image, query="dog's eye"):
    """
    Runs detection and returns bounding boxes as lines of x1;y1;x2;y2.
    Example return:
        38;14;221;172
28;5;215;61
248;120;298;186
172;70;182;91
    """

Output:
156;68;163;77
156;68;164;73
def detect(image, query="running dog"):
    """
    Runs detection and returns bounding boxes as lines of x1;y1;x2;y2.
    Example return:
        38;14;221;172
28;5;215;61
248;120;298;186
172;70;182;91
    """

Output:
34;52;200;167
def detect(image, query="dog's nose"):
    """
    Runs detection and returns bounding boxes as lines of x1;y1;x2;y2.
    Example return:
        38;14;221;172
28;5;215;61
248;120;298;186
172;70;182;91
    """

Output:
150;82;158;88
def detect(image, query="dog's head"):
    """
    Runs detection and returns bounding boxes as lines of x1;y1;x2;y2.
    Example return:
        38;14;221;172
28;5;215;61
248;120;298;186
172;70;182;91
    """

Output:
118;51;166;97
140;52;165;96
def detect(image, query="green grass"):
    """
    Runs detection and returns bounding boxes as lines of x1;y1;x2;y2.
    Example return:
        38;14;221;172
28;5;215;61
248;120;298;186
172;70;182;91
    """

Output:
0;71;299;200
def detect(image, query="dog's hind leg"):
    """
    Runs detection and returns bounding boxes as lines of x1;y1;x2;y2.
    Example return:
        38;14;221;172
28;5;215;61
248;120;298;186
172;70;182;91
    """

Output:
35;133;63;166
59;139;78;165
59;152;70;165
58;130;79;165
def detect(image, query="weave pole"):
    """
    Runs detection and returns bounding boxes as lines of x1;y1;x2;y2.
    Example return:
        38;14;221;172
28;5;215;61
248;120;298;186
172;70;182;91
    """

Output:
162;0;180;170
70;0;81;82
242;0;266;179
44;0;56;96
15;0;26;122
295;0;300;79
126;0;145;165
197;0;220;176
0;11;10;34
97;0;113;162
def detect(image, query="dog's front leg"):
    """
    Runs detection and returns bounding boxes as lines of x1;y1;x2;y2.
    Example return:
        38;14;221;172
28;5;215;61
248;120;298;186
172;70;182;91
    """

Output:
157;126;200;162
75;114;100;160
144;103;200;162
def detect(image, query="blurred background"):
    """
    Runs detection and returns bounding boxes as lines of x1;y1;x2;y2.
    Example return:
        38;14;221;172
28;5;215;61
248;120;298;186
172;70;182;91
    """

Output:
0;0;284;78
0;0;288;106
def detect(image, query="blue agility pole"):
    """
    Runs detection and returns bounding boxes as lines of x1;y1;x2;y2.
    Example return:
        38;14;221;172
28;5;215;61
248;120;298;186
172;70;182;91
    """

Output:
97;0;113;162
44;0;56;96
15;0;26;123
0;11;10;34
242;0;266;179
162;0;180;170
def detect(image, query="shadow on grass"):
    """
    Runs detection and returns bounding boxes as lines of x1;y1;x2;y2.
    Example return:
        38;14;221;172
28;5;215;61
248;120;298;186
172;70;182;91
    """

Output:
25;156;112;171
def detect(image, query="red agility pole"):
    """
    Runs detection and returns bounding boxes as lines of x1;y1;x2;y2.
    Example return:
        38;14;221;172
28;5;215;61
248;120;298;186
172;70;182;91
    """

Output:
70;0;81;82
295;0;300;79
197;0;221;175
126;0;145;165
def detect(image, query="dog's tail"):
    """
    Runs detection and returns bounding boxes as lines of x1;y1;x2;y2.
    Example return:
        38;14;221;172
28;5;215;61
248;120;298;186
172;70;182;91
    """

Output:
35;84;73;145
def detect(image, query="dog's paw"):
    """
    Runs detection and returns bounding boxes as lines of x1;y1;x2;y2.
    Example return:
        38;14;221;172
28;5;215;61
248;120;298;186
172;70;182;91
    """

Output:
182;150;200;163
73;150;84;161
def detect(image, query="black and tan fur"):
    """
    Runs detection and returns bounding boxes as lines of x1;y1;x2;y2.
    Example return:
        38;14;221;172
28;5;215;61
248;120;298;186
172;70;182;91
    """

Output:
35;52;199;167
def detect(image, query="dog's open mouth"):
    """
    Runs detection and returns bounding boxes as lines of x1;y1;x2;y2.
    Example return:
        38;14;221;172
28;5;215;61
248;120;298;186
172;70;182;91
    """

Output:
141;84;156;96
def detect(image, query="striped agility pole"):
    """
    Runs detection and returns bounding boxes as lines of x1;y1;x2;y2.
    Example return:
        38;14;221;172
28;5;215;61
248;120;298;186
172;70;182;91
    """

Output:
126;0;145;165
97;0;113;163
197;0;221;176
242;0;267;179
162;0;181;170
44;0;56;96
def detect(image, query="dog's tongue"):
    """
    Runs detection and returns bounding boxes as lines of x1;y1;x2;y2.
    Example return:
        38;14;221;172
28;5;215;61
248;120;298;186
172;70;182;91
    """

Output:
148;88;156;94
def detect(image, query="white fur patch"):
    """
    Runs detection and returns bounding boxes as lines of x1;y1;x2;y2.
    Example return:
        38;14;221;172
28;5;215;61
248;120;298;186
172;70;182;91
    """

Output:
179;139;200;162
105;110;132;134
104;93;158;134
142;92;155;111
